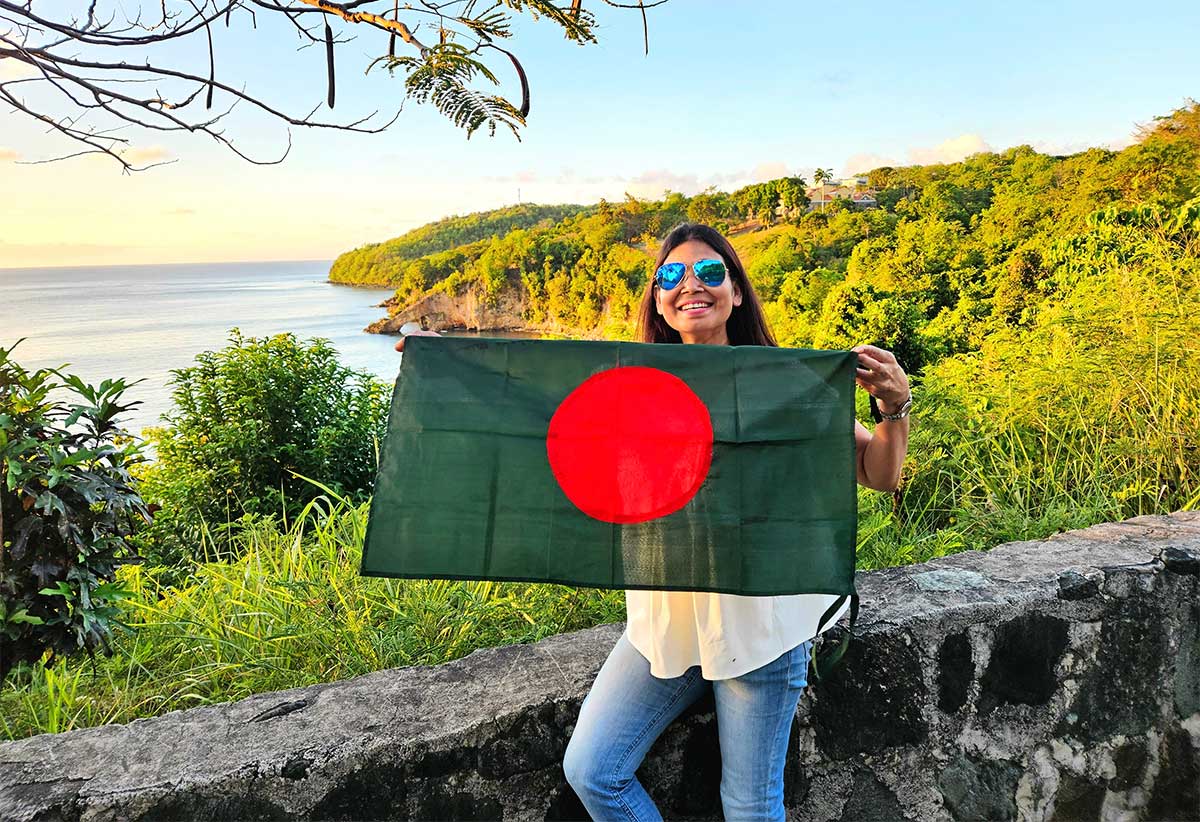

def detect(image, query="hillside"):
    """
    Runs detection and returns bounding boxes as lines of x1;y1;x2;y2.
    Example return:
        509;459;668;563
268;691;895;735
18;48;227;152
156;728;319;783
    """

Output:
340;102;1200;377
5;103;1198;746
328;202;590;286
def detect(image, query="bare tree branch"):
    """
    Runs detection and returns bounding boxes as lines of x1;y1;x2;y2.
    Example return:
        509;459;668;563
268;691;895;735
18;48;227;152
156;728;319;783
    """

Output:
283;0;431;51
0;0;666;170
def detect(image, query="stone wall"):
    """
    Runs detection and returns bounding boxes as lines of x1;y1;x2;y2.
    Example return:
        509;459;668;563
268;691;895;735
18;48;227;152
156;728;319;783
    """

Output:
2;512;1198;821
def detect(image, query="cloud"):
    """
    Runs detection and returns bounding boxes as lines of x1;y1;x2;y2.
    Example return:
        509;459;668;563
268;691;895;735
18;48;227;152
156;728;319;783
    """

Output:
76;144;172;167
120;145;173;164
907;134;992;165
1027;139;1091;157
750;161;790;183
480;160;816;204
838;134;993;174
0;147;17;162
548;168;611;186
625;168;703;198
484;169;540;184
0;241;130;253
664;161;804;193
0;240;136;268
840;130;1143;176
531;163;804;201
841;152;895;176
1106;133;1137;151
630;165;789;196
1029;133;1135;156
0;58;36;81
717;161;809;188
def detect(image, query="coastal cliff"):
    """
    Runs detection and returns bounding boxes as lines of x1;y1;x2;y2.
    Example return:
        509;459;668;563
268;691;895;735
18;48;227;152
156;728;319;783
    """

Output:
366;287;532;334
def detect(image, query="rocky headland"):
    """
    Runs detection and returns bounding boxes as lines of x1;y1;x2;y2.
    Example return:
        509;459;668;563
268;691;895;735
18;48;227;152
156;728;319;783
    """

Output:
366;288;527;335
365;285;602;338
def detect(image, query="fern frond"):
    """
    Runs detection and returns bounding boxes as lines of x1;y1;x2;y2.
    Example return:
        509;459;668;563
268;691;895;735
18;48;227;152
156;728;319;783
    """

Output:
499;0;598;44
381;44;526;138
461;9;514;40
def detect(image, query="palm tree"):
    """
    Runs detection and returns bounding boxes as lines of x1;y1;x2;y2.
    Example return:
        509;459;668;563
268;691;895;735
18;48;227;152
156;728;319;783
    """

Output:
813;168;835;211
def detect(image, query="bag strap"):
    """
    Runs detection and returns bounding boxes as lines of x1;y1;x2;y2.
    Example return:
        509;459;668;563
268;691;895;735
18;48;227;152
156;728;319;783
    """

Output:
810;591;859;682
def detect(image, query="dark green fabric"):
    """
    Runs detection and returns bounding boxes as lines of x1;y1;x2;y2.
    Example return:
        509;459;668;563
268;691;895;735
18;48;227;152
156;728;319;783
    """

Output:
361;337;858;596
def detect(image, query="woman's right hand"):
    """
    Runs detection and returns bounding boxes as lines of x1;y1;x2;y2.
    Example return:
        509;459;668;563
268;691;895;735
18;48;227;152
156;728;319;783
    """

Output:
394;329;441;353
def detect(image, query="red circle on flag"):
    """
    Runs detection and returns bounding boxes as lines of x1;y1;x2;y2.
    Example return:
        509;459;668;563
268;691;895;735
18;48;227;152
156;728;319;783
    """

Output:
546;366;713;524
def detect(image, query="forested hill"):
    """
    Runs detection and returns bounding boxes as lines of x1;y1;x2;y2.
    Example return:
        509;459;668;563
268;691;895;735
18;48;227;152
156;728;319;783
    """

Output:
332;101;1200;380
328;202;590;285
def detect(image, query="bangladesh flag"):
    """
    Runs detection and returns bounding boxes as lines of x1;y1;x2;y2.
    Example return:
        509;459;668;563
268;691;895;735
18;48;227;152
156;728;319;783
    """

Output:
361;337;858;598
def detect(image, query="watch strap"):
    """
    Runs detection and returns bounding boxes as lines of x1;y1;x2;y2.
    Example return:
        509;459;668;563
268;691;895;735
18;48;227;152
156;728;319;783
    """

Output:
870;392;912;422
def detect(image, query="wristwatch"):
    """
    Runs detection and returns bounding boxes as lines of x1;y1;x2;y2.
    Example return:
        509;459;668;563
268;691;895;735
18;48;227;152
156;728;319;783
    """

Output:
870;392;913;422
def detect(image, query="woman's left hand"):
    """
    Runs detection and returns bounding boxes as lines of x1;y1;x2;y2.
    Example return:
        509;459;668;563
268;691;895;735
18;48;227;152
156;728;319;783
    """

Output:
851;344;910;414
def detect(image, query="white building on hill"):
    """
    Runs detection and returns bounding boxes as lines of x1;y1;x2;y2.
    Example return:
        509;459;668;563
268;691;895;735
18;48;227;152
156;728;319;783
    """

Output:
805;178;878;212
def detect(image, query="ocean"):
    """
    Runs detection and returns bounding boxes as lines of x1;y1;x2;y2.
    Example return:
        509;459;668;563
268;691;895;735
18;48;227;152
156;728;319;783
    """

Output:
0;260;401;436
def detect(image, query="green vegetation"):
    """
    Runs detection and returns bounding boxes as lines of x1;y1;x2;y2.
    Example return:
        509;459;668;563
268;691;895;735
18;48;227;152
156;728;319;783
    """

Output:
0;345;149;684
1;490;625;740
342;102;1200;365
329;203;589;288
135;331;389;568
3;101;1199;740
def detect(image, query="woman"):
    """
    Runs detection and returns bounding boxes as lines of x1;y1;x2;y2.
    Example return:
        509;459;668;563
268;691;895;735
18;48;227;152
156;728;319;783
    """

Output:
397;222;911;821
562;223;910;822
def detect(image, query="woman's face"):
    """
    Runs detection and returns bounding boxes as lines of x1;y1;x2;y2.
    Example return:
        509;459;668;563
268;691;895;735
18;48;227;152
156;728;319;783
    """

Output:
654;239;743;345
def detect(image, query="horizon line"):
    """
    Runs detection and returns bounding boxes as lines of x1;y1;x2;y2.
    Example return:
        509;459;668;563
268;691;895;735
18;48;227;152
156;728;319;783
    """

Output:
0;257;336;272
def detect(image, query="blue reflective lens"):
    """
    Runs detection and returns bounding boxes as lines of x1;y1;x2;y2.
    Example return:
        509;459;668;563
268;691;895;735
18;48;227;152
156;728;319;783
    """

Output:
693;259;727;286
655;259;727;290
655;262;686;289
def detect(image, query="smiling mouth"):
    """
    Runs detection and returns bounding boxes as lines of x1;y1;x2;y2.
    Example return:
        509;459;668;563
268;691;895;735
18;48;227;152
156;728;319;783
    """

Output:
677;302;713;313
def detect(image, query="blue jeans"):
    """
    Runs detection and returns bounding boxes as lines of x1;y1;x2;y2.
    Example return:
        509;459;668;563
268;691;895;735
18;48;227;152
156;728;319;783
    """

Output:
563;633;813;821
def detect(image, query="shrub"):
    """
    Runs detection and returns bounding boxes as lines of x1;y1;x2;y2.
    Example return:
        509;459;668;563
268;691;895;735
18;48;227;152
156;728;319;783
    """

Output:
0;488;626;739
0;343;149;684
137;330;389;566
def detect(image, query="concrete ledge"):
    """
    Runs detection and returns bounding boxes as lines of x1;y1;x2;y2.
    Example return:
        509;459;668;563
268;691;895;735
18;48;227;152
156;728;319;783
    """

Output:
1;512;1198;821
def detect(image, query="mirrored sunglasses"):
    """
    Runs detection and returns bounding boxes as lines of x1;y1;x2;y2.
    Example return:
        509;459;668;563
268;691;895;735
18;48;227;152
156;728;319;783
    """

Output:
654;258;728;290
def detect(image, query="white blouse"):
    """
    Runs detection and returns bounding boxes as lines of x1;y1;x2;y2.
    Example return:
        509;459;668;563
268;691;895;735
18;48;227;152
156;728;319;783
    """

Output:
624;589;851;681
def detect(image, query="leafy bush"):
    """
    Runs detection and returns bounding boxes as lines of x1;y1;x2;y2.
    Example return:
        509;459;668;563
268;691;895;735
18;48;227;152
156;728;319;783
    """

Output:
0;343;149;684
1;490;625;740
137;330;389;566
901;197;1200;545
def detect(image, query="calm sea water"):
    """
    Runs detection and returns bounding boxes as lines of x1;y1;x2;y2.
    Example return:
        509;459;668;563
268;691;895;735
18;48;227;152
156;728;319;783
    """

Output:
0;261;401;436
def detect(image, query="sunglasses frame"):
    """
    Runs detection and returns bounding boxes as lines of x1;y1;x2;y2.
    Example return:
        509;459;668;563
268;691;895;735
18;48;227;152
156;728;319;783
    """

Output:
654;258;729;290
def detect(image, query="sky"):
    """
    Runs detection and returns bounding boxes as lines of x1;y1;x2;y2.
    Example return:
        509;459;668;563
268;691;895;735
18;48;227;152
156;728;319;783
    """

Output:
1;0;1198;268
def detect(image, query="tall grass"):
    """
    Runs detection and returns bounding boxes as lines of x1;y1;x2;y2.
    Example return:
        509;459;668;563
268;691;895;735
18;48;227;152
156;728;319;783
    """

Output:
861;230;1200;567
0;491;624;740
5;221;1198;741
6;340;1198;740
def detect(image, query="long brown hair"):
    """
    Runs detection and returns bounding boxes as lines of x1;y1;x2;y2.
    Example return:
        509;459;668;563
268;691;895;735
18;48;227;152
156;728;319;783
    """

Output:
636;223;777;346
